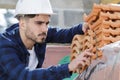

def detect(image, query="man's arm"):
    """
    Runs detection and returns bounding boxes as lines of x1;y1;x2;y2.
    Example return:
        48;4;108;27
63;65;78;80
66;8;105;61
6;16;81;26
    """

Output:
0;45;93;80
46;24;84;43
0;45;71;80
0;34;71;80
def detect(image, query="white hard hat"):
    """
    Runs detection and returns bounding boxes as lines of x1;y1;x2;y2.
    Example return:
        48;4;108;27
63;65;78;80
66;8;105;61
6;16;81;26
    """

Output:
15;0;54;16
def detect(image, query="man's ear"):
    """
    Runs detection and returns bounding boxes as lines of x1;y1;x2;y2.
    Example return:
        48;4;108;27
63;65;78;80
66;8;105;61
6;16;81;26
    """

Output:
19;18;26;30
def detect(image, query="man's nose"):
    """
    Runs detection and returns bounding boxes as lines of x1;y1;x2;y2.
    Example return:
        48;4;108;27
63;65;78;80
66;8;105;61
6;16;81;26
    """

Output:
41;24;48;32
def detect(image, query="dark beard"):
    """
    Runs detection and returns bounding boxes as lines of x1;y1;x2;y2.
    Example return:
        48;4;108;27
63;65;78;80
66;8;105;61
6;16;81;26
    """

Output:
38;32;46;37
37;32;46;43
41;37;46;43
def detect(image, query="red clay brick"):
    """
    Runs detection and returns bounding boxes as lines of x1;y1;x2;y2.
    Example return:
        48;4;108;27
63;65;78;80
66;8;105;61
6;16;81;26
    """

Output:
100;11;120;19
71;3;120;74
100;4;120;11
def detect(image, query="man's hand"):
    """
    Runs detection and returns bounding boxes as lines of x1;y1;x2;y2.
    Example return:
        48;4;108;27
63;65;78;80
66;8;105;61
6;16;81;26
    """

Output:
68;48;93;72
82;22;89;33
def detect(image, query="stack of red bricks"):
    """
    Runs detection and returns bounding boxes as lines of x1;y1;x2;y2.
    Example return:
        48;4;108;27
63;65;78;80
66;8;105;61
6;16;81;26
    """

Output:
71;3;120;73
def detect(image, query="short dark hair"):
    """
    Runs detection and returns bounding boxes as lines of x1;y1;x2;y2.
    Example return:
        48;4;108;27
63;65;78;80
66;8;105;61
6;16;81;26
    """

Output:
15;14;37;20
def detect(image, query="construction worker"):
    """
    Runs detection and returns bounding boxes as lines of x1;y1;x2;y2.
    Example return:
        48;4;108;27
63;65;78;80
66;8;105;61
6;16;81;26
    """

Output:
0;0;93;80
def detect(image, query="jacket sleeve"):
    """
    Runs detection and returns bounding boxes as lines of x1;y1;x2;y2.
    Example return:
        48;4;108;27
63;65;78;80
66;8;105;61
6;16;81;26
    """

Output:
0;40;71;80
46;24;84;43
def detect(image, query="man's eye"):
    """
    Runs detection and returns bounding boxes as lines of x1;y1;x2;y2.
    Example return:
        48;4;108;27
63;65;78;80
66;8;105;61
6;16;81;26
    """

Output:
37;22;44;25
46;22;49;25
35;21;50;25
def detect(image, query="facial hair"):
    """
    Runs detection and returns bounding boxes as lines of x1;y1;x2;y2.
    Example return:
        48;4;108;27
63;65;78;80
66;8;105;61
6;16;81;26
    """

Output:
37;32;47;43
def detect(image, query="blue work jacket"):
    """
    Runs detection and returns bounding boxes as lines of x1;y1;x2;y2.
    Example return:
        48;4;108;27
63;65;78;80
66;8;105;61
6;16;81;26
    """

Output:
0;23;84;80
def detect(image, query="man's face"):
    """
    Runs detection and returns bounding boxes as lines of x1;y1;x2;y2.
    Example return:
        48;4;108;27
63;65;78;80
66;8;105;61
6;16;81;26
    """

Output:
22;14;50;43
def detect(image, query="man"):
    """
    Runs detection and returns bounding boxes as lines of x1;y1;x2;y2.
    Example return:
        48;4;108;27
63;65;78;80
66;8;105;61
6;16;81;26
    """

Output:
0;0;93;80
